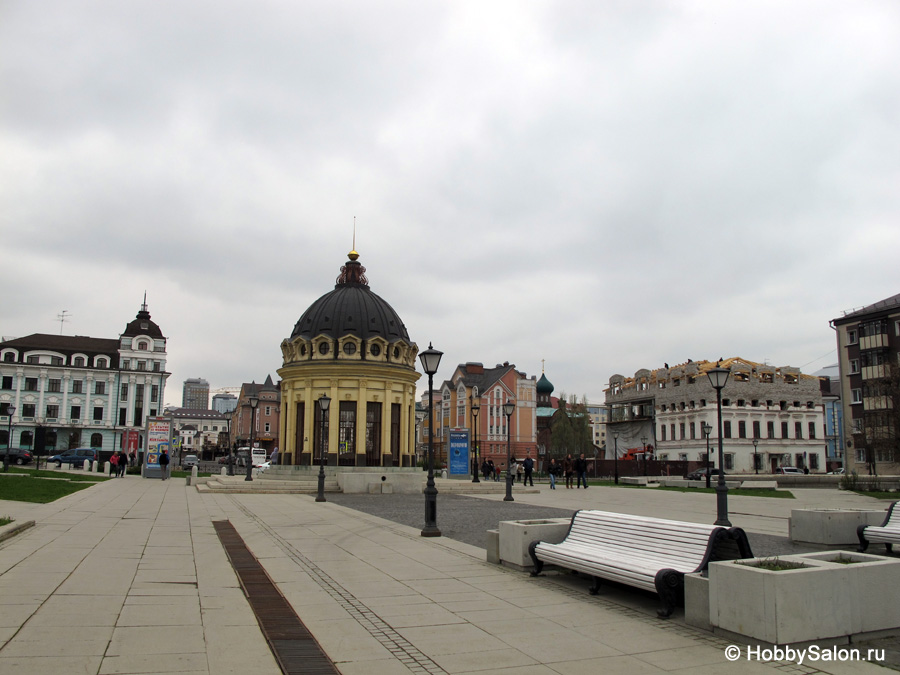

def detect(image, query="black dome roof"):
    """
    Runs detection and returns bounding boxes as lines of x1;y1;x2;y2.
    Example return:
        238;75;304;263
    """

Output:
290;253;410;343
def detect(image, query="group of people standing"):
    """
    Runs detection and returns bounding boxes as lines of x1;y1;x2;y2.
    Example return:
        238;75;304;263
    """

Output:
108;450;129;477
544;453;590;489
479;453;537;486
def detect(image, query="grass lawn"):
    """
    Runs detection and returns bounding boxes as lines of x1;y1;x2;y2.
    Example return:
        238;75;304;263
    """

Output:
0;474;97;503
851;490;900;500
7;467;109;482
586;480;795;499
0;516;12;526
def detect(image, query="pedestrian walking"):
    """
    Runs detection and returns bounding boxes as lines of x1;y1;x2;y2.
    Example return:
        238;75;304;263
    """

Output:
575;453;588;489
115;451;126;477
270;446;279;465
516;461;523;485
159;448;170;481
509;457;517;484
564;454;574;489
547;458;558;489
523;452;534;487
109;451;119;477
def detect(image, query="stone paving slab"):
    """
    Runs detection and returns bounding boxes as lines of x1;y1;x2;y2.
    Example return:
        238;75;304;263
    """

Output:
0;476;897;674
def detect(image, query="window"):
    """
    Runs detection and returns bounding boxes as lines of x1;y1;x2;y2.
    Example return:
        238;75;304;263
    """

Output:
72;380;83;394
690;422;696;439
1;376;12;390
851;389;862;404
809;454;819;470
22;403;35;417
723;421;732;438
121;384;128;401
752;421;761;439
795;422;803;439
847;328;858;344
781;421;789;438
50;356;63;366
95;381;105;395
71;406;81;420
138;341;148;350
96;358;107;368
27;356;39;364
767;421;775;438
660;426;666;441
265;406;271;416
850;359;860;374
121;360;129;370
153;362;160;372
670;424;675;440
724;454;734;470
3;352;14;362
738;421;746;438
137;361;146;371
46;404;59;418
679;422;685;440
264;423;271;433
73;356;85;367
808;422;816;439
25;377;38;391
151;385;158;403
93;407;103;421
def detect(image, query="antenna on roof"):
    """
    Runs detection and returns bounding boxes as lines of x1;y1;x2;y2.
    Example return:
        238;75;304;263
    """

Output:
353;216;357;251
142;291;148;313
57;310;70;334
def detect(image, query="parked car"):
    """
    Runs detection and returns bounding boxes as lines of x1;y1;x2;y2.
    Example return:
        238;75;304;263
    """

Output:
1;447;33;465
48;448;97;468
776;466;805;475
827;468;845;475
255;461;271;475
181;454;199;470
685;467;725;481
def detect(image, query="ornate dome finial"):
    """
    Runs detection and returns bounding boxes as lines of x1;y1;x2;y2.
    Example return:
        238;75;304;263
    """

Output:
348;250;359;261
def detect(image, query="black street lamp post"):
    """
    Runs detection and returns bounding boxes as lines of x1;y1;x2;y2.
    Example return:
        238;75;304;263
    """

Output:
707;366;731;526
471;393;480;483
641;436;648;476
316;394;330;502
612;430;619;485
244;394;259;482
753;438;759;475
503;399;515;502
702;422;713;489
420;343;443;537
225;415;234;477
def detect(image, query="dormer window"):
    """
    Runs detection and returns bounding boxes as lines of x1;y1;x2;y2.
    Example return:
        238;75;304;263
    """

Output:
137;341;148;351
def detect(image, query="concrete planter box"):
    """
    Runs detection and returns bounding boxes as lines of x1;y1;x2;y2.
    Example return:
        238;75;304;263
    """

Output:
710;552;900;644
785;551;900;635
684;572;711;631
789;508;886;547
709;557;853;644
498;518;571;571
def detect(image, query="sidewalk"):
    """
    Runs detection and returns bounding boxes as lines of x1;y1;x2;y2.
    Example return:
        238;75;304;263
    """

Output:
0;476;893;674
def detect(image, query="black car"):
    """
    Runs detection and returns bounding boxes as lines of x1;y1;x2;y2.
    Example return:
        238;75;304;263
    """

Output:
1;447;33;465
685;467;726;481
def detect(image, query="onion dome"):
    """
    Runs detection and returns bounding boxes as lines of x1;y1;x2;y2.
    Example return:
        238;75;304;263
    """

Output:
536;372;554;395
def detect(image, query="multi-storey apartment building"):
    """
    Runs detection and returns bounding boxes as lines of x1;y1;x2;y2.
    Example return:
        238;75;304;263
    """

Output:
0;302;169;458
605;358;826;473
182;378;210;409
166;407;228;461
831;293;900;474
231;376;280;455
438;362;537;473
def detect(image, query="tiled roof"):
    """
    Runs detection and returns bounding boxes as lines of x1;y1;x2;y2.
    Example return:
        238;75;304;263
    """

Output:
0;333;119;354
834;292;900;322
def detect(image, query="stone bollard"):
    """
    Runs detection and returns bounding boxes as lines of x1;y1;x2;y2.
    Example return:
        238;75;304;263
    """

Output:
192;466;198;478
441;469;448;479
104;461;111;476
221;467;227;476
84;459;92;471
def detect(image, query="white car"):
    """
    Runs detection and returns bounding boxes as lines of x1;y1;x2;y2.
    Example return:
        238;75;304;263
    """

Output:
254;461;271;475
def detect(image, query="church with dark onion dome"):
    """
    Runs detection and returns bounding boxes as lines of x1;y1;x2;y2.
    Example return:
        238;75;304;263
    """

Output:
278;250;421;467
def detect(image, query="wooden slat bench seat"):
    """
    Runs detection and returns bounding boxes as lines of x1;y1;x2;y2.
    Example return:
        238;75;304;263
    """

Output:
528;510;753;617
858;501;900;554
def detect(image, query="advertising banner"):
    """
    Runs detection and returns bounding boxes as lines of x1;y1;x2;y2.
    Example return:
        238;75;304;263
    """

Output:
123;429;140;454
448;429;470;477
145;417;171;473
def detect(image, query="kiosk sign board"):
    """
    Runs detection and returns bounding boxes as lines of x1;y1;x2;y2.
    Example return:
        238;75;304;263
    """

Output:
448;429;470;477
145;417;171;479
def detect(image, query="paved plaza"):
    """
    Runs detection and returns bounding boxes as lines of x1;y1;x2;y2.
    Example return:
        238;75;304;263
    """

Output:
0;474;897;674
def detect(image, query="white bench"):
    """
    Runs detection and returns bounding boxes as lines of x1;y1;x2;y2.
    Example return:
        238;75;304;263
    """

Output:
857;501;900;554
528;510;754;617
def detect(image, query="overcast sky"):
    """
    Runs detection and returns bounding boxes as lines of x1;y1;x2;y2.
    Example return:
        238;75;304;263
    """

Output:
2;1;898;407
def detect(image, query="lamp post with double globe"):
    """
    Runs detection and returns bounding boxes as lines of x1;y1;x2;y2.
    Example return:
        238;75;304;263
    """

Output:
503;400;515;502
706;365;731;526
470;392;480;483
419;343;443;537
244;394;259;481
316;394;330;502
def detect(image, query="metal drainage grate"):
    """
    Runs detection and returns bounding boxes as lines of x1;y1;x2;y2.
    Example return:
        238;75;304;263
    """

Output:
214;520;338;675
